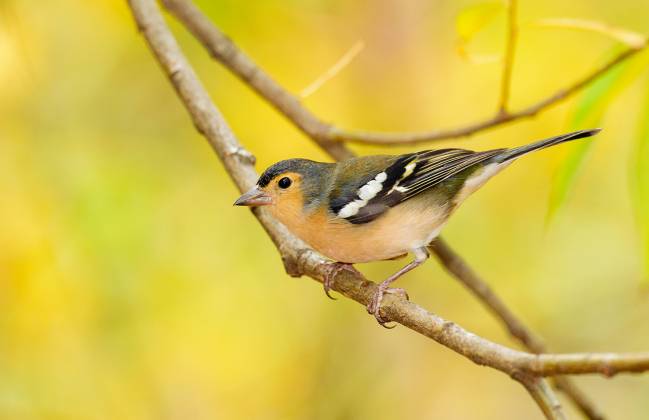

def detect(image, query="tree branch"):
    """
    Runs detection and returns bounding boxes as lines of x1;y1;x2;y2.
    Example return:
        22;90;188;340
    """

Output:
162;0;646;147
518;374;567;420
160;0;353;161
429;238;605;419
160;1;626;416
129;0;649;378
430;238;545;350
553;378;605;420
128;0;649;418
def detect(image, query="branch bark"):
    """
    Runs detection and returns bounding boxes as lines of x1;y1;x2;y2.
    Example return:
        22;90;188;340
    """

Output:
429;238;605;419
162;0;646;147
128;0;649;418
160;0;353;161
518;374;567;420
159;1;623;417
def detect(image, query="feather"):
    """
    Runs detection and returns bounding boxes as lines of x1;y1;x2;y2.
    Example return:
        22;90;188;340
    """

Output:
330;149;503;224
328;129;600;224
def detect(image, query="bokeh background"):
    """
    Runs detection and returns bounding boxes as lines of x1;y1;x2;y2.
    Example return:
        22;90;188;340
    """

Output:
1;0;649;419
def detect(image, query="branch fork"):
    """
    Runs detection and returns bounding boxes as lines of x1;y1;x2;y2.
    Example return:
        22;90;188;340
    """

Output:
127;1;649;418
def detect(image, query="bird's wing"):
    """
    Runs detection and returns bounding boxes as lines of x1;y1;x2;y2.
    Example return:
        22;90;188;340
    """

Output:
329;148;504;224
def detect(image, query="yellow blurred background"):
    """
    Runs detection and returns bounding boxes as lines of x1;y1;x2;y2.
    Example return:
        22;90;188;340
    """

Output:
1;0;649;418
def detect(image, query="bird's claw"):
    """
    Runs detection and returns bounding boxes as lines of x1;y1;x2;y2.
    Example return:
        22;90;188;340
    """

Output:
367;286;410;328
323;263;361;299
324;263;411;329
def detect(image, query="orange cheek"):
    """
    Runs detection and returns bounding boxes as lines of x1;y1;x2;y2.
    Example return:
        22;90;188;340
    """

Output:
275;192;304;218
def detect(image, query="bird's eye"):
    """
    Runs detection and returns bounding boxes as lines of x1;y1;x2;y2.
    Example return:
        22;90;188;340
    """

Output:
278;177;292;189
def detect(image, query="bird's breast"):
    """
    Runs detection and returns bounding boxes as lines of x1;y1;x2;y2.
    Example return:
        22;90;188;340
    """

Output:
280;198;451;263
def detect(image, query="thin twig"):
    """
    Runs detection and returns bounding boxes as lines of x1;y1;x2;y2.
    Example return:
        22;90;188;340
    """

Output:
329;45;643;145
499;0;518;114
300;40;364;98
160;0;352;161
430;238;545;350
553;378;605;420
535;18;647;49
129;0;649;379
162;0;646;147
518;375;567;420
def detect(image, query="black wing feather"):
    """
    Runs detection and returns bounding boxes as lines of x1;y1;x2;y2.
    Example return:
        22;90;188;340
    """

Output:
399;149;503;200
339;149;504;224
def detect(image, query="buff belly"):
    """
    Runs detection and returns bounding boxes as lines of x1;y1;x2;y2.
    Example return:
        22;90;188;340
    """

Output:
293;198;451;263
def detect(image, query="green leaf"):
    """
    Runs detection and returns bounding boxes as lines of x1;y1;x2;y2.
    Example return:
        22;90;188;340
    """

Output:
631;81;649;283
455;2;504;64
546;48;649;223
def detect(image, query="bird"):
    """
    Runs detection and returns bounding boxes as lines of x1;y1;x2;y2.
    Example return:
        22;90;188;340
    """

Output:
234;128;601;326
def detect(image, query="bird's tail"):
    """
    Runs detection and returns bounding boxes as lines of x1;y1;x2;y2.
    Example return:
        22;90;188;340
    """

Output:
493;128;601;163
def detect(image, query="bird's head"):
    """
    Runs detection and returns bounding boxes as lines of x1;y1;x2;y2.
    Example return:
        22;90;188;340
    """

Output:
234;158;334;219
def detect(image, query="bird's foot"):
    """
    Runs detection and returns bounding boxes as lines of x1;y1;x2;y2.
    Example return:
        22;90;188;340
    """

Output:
367;284;409;328
323;262;362;299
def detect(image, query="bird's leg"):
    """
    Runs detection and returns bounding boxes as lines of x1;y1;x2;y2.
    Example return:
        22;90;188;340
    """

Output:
368;247;429;327
323;262;364;299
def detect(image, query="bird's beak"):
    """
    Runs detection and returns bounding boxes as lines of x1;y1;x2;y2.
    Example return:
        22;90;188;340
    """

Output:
234;187;273;206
